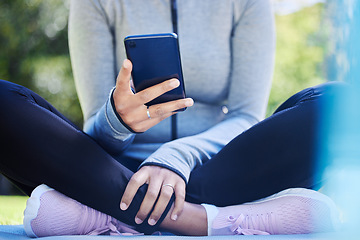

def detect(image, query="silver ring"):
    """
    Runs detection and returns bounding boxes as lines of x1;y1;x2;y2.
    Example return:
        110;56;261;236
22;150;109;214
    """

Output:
162;183;175;191
146;107;151;119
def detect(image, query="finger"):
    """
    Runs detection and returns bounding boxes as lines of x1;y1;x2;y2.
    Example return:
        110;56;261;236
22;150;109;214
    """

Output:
120;172;148;212
171;183;186;221
115;59;133;93
146;98;193;120
115;95;189;133
135;78;180;105
147;183;175;226
129;111;175;133
134;178;163;224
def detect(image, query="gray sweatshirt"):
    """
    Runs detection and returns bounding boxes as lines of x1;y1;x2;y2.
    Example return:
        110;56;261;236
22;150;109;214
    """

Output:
68;0;275;182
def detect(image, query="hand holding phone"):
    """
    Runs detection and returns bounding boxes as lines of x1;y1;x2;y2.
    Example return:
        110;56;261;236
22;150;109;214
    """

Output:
112;59;193;133
111;33;192;133
124;33;187;108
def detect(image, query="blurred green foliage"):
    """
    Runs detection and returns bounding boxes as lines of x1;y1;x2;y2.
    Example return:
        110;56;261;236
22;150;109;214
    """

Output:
0;0;82;127
268;3;326;115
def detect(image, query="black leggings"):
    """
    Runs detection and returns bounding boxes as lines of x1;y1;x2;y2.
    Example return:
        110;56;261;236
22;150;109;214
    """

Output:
0;79;344;233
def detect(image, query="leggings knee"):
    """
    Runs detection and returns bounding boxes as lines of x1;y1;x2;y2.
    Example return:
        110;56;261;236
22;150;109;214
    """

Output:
274;81;348;114
0;80;36;115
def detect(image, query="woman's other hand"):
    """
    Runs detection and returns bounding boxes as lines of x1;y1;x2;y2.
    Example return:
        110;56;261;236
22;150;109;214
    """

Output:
113;59;193;133
120;165;186;226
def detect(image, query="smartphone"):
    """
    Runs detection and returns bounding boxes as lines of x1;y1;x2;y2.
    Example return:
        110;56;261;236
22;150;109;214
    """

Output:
124;33;186;110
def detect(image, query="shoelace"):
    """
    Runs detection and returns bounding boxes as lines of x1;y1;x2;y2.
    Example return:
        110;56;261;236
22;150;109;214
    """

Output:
228;214;273;235
88;218;142;236
79;205;142;236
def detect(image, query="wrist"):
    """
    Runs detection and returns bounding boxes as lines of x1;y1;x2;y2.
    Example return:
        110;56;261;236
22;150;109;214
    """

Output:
110;88;142;133
139;162;187;184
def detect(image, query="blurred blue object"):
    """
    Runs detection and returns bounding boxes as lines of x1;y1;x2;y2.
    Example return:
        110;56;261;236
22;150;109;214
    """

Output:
320;0;360;238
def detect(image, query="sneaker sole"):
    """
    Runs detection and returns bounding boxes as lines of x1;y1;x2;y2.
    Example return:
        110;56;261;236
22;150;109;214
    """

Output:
23;184;54;238
245;188;340;231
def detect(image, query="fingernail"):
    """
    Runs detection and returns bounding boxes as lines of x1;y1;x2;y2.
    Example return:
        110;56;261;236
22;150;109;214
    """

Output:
171;214;178;221
185;99;194;107
135;217;143;224
120;202;127;210
148;218;157;226
170;79;180;88
123;59;130;69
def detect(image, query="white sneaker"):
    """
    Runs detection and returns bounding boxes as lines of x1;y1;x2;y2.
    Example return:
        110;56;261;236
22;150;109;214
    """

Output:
204;188;340;235
23;184;141;237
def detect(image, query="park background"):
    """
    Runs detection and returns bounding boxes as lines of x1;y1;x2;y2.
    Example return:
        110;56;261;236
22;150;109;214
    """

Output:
0;0;341;225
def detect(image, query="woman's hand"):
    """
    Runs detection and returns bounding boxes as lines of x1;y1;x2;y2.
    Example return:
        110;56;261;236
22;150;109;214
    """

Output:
113;59;193;133
120;165;186;226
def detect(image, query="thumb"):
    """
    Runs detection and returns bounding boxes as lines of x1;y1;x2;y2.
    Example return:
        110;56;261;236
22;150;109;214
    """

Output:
115;59;133;93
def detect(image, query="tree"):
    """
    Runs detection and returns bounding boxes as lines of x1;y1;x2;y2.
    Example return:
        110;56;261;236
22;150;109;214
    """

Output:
0;0;82;127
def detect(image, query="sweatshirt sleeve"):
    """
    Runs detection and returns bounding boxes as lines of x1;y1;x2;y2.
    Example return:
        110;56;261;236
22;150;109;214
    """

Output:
140;0;276;182
69;0;134;155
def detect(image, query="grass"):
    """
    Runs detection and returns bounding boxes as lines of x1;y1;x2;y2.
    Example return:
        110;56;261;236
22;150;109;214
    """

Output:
0;195;28;225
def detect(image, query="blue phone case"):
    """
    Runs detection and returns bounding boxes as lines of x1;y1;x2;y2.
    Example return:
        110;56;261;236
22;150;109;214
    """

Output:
124;33;186;109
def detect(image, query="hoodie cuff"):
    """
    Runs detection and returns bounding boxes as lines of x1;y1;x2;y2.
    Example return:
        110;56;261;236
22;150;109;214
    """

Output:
109;88;143;134
104;88;136;135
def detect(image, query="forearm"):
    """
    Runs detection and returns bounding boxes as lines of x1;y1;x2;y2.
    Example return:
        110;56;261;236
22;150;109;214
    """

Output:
141;114;257;182
83;90;135;156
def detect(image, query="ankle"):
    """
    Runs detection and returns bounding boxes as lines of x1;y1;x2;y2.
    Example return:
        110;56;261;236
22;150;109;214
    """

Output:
201;204;219;235
160;202;207;236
